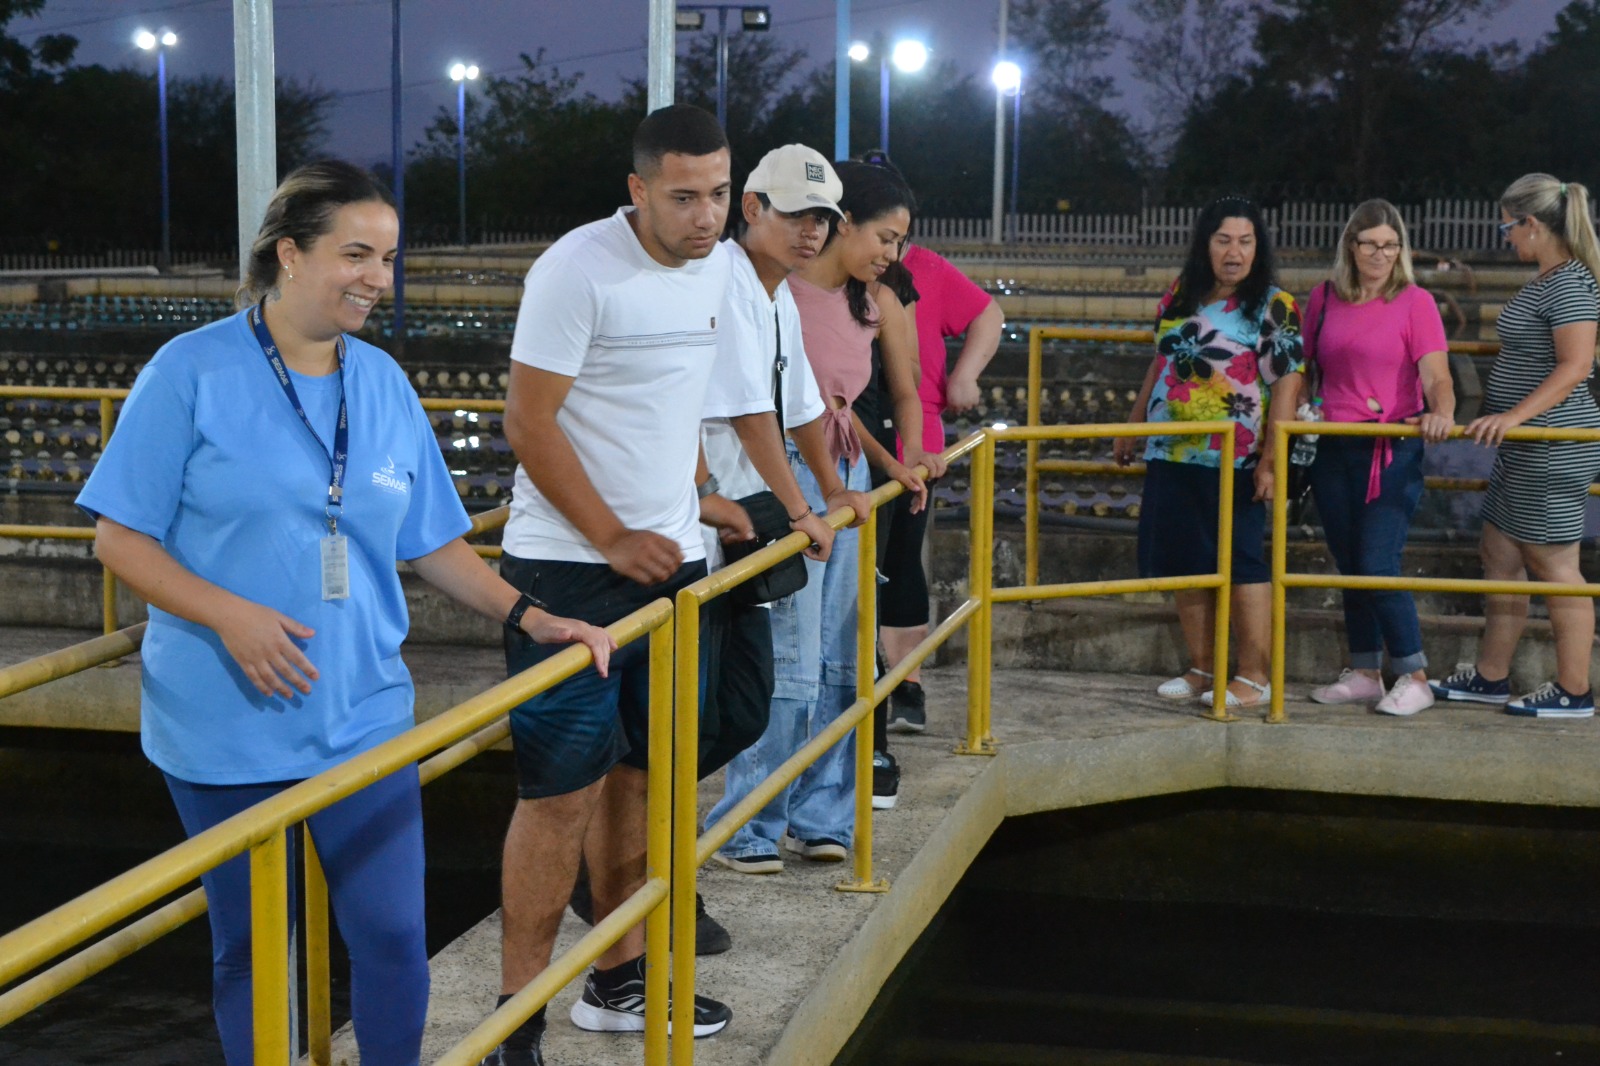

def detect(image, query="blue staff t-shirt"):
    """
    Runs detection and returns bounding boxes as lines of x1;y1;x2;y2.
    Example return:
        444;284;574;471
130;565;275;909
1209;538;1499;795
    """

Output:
77;310;470;784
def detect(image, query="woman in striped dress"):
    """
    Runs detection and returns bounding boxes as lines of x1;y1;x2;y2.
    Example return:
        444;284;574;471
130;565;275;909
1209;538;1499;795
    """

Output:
1432;173;1600;717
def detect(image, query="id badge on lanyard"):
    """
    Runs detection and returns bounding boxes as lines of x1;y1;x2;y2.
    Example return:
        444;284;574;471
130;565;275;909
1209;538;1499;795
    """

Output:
250;301;352;600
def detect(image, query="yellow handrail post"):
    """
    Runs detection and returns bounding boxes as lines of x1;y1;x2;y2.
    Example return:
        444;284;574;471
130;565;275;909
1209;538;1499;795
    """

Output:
304;832;332;1066
670;590;700;1066
98;396;117;635
959;431;997;756
1204;426;1237;722
1025;327;1043;589
840;502;889;893
1269;422;1290;723
644;614;673;1066
250;829;293;1066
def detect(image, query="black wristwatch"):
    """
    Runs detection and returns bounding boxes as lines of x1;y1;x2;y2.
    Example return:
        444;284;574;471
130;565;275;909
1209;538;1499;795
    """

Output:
504;590;550;633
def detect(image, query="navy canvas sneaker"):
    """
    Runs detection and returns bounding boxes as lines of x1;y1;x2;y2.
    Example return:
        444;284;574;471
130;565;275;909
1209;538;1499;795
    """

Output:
1506;681;1595;719
1429;664;1511;705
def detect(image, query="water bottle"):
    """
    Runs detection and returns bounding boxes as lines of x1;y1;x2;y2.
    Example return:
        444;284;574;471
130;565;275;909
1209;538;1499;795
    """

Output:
1290;398;1322;467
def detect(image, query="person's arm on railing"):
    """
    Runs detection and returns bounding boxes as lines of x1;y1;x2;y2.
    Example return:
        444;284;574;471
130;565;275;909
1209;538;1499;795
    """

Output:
1408;349;1457;442
851;409;928;513
878;286;948;480
944;300;1004;413
1113;357;1161;466
94;518;320;700
1465;319;1597;446
729;413;835;559
405;539;616;675
787;417;871;529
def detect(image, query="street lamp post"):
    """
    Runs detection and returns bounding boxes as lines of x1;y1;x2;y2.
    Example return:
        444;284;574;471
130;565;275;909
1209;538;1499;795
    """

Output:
449;62;478;248
851;37;926;154
135;29;178;272
991;60;1020;244
674;5;771;129
1010;83;1024;243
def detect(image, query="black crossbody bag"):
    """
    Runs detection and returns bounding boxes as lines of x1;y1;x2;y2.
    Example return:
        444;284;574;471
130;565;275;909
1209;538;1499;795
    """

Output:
721;307;811;607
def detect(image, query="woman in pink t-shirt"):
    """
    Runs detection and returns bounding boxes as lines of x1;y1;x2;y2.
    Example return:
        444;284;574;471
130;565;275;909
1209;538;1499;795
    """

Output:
1304;199;1454;716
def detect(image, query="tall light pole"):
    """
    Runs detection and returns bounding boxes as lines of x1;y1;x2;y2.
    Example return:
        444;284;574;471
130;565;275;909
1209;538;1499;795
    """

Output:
134;29;177;272
449;62;478;247
991;60;1020;244
675;5;771;129
1010;80;1024;243
851;37;926;154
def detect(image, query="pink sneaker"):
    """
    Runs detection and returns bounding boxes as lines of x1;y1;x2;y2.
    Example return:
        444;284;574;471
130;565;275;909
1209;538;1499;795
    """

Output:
1309;668;1384;705
1376;676;1435;717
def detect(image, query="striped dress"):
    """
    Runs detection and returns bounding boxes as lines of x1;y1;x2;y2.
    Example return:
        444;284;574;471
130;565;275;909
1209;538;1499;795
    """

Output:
1481;259;1600;543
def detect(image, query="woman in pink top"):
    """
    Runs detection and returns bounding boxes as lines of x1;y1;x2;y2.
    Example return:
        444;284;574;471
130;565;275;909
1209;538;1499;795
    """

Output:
710;161;940;869
1305;199;1454;716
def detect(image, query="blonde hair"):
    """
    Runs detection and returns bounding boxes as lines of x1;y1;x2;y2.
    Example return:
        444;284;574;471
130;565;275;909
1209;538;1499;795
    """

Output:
1330;199;1415;303
1500;173;1600;282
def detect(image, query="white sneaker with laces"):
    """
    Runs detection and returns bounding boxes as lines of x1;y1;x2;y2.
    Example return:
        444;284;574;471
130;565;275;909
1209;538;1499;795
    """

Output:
1375;676;1435;717
1310;668;1385;705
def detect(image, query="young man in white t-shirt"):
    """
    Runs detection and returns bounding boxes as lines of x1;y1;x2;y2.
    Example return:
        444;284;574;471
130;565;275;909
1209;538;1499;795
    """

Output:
485;104;746;1066
696;144;873;823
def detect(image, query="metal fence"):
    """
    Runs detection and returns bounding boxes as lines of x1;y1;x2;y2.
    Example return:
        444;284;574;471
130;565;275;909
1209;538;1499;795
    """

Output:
918;199;1503;252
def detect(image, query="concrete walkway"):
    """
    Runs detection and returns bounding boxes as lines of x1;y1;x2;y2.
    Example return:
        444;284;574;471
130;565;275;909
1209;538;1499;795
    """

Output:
329;664;1600;1066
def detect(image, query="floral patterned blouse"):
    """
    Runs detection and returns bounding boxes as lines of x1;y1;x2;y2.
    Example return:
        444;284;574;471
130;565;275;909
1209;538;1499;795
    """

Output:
1142;281;1305;468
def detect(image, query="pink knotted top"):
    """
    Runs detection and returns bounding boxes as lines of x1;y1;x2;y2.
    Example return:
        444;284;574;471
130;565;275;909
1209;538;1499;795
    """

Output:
787;273;876;464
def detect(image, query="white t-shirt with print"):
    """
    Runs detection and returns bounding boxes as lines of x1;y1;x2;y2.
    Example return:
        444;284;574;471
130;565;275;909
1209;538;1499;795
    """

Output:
506;208;732;563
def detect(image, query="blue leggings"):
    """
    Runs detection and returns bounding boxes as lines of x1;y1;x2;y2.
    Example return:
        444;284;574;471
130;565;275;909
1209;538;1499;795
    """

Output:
165;766;428;1066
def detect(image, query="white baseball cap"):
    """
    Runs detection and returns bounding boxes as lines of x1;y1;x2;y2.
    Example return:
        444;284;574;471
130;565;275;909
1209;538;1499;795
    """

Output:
744;144;844;218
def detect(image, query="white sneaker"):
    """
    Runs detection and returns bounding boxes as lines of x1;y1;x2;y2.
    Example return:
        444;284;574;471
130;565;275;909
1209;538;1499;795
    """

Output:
1310;668;1384;705
1375;676;1435;717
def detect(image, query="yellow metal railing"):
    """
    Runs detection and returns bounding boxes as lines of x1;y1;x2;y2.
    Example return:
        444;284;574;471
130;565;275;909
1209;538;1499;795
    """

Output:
1268;420;1600;724
1021;325;1511;589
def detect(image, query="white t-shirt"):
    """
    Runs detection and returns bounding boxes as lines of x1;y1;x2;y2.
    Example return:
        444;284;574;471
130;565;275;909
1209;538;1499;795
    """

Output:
505;208;732;563
699;240;826;566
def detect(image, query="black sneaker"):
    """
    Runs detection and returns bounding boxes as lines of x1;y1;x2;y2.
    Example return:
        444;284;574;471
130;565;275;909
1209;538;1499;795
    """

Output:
695;892;732;955
479;1035;543;1066
1506;681;1596;718
1429;663;1511;705
888;679;926;733
568;956;731;1037
872;749;899;810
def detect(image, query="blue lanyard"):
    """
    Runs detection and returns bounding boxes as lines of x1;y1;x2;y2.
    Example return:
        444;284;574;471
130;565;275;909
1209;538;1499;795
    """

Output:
249;301;349;534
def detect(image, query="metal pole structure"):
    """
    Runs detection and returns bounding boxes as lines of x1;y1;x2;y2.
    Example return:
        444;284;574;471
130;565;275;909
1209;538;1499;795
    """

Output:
647;0;674;112
834;0;850;159
878;52;889;153
456;78;467;247
715;7;729;128
233;1;275;296
1009;89;1022;243
390;0;405;354
990;0;1009;244
156;49;170;272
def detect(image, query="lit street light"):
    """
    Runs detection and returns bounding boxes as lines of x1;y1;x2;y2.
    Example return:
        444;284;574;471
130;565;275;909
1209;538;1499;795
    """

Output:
675;5;771;128
991;60;1021;244
449;62;479;247
135;28;178;271
850;37;927;154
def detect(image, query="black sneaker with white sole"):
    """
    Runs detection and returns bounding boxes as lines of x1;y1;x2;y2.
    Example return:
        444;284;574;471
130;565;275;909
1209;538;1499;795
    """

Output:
887;679;926;733
568;956;731;1037
479;1035;543;1066
872;749;899;809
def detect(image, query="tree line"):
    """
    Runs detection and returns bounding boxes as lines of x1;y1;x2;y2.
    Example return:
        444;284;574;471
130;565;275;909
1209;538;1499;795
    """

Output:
3;0;1598;253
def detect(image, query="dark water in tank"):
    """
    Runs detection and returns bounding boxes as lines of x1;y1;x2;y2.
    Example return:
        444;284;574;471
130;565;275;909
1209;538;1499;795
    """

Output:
0;730;511;1066
834;789;1600;1066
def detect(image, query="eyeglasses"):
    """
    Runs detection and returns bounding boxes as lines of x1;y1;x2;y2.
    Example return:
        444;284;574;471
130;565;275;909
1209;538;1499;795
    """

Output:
1497;217;1527;239
1355;240;1402;256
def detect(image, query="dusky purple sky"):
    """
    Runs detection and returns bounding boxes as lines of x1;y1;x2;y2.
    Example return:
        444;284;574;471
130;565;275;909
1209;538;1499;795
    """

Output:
14;0;1572;167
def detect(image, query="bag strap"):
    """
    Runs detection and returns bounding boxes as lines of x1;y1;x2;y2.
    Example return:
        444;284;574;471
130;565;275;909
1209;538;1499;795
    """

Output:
772;305;786;434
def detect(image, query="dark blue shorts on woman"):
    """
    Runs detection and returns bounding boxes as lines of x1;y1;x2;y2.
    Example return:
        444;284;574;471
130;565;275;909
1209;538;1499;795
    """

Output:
1137;457;1270;585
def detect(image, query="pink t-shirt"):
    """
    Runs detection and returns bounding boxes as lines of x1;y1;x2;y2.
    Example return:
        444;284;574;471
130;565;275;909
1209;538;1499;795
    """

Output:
788;273;876;463
1303;282;1447;422
903;244;996;454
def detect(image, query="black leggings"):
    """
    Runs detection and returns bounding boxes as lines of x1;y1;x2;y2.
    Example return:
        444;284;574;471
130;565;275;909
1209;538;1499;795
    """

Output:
877;492;931;627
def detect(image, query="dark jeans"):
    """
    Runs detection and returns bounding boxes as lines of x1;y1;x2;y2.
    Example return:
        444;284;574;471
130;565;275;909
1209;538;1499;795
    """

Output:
1309;435;1428;674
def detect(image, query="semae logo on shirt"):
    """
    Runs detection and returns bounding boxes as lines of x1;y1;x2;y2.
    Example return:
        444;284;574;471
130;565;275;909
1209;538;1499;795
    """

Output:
372;454;408;495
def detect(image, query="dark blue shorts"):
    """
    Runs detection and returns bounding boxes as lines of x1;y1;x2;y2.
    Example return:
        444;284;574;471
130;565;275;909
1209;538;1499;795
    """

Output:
500;554;708;799
1137;458;1270;585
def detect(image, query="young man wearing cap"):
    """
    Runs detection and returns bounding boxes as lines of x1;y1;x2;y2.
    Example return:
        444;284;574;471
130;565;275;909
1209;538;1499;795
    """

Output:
485;104;746;1066
699;144;874;875
697;145;874;773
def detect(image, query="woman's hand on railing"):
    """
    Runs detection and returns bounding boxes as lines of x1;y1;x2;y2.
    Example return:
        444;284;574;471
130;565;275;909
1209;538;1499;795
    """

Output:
1463;411;1522;448
883;458;929;514
907;447;949;480
212;601;319;699
521;611;618;678
1406;411;1455;443
1112;436;1140;466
